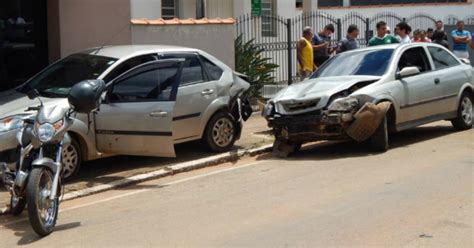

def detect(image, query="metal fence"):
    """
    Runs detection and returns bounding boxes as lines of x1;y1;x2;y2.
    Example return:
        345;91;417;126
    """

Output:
236;11;469;86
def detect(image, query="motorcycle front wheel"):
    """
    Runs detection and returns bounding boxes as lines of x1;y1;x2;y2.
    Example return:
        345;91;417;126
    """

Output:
26;168;59;237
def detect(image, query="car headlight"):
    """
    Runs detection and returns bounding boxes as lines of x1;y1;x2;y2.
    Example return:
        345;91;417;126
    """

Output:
262;102;275;117
327;97;359;111
36;120;63;142
0;116;25;133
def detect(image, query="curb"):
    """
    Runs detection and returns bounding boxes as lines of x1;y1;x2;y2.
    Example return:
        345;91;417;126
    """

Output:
62;144;273;202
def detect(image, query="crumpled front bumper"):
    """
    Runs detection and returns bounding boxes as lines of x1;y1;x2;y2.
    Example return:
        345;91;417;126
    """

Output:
267;102;391;143
0;130;20;164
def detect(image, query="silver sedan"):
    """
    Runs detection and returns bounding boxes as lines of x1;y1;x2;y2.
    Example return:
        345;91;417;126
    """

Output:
264;43;473;156
0;45;251;179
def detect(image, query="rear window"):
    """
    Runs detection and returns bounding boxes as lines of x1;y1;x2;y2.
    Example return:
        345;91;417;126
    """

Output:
200;56;223;80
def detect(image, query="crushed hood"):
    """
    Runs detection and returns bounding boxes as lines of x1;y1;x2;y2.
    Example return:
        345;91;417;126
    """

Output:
272;76;381;114
0;90;68;119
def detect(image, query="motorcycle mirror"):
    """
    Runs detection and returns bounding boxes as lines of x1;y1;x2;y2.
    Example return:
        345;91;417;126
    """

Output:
26;89;39;100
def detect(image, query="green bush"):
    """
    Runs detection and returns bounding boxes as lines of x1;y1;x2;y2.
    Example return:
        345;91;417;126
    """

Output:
235;34;279;99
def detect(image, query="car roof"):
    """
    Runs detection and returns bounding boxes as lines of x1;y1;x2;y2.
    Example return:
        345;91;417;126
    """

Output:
343;42;440;55
79;45;201;59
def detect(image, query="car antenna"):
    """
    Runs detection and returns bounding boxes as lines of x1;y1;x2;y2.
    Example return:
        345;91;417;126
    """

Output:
93;21;131;55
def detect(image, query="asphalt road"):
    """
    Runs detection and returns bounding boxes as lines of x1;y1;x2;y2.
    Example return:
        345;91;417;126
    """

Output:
0;122;472;247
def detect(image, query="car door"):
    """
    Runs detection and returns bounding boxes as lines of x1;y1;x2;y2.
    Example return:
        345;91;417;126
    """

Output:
159;53;219;142
427;46;467;115
94;59;184;157
397;46;442;124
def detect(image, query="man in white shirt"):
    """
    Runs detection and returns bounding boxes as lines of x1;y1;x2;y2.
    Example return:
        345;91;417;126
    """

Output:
396;22;412;44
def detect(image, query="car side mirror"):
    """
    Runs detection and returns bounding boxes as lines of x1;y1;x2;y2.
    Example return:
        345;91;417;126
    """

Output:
460;58;471;65
396;66;420;80
26;89;39;100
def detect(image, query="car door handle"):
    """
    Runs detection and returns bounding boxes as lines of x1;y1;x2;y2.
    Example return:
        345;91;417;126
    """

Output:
149;111;168;117
201;89;214;95
434;78;440;84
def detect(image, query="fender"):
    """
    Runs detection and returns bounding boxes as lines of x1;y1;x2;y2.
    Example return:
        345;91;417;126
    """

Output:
198;96;231;138
457;83;474;102
32;157;59;175
70;113;101;161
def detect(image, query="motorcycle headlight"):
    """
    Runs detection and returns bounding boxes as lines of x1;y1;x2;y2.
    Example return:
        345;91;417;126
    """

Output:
0;116;25;132
36;120;63;142
327;97;359;111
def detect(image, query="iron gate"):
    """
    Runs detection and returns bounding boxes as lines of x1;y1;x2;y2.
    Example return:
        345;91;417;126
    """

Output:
236;11;452;86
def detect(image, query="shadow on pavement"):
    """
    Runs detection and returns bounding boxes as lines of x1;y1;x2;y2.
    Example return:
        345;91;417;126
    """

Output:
1;216;81;246
258;124;459;161
68;141;225;186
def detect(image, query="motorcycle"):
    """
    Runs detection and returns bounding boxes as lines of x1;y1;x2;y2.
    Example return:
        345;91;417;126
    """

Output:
0;79;104;236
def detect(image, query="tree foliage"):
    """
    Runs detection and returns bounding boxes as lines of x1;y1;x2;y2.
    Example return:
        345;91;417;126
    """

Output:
235;34;279;99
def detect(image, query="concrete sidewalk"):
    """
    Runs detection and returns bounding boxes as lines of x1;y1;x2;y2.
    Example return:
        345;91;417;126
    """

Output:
0;114;272;209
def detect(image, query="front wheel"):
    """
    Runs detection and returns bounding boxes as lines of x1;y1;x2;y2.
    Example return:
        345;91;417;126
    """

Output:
26;168;59;237
370;116;389;152
203;112;237;152
451;93;473;130
9;195;26;216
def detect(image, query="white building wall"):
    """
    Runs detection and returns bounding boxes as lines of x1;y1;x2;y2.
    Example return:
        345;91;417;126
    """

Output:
131;0;162;19
179;0;197;18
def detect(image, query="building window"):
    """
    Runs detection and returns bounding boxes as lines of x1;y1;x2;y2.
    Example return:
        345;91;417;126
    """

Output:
262;0;276;37
296;0;303;9
318;0;343;7
162;0;178;19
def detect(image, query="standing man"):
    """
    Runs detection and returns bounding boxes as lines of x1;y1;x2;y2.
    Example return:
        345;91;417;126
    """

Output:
297;26;315;81
451;20;471;59
435;20;448;41
337;24;359;53
312;24;335;67
368;21;400;46
395;22;412;44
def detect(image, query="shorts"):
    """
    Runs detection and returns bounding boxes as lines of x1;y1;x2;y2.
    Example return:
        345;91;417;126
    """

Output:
453;50;469;59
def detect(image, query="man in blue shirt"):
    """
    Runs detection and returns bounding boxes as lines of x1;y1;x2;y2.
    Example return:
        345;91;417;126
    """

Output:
451;20;471;59
312;24;335;67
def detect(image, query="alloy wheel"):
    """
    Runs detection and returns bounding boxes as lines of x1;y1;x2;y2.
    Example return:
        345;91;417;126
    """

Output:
461;96;473;125
61;144;79;179
212;118;235;148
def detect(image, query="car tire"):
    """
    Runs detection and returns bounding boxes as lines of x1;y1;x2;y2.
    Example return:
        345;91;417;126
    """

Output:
451;92;473;131
61;137;82;181
370;116;389;152
272;139;301;158
203;111;237;153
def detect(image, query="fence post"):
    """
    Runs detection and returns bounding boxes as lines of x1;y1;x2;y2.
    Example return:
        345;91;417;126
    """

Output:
337;18;342;41
365;18;370;44
287;18;293;85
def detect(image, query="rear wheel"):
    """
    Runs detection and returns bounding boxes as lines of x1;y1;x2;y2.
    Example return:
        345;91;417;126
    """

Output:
451;93;473;130
370;117;389;152
26;168;59;237
203;111;237;152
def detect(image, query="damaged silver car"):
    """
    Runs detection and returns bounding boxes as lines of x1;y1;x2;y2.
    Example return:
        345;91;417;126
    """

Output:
263;43;473;156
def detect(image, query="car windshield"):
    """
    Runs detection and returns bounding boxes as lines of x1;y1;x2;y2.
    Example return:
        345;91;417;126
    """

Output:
311;49;394;78
22;53;117;98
